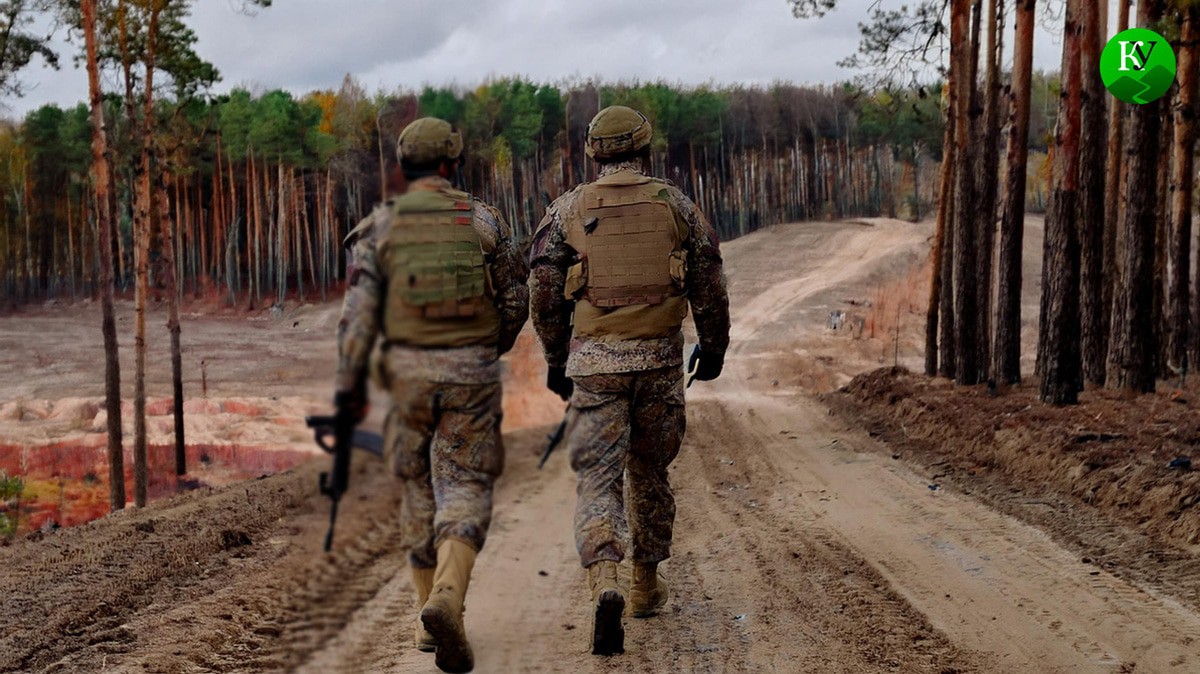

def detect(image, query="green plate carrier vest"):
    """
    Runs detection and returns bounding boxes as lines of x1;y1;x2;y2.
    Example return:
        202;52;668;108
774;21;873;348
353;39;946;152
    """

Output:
378;187;500;348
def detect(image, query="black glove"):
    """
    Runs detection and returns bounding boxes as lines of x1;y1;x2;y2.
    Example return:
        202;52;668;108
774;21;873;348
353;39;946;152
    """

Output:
690;347;725;382
547;366;574;401
333;384;369;424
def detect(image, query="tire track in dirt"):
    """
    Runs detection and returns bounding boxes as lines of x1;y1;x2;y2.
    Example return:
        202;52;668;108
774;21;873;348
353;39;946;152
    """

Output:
675;400;975;672
742;388;1199;672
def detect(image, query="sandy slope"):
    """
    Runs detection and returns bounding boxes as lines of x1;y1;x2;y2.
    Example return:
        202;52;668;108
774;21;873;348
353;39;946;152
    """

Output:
2;217;1197;673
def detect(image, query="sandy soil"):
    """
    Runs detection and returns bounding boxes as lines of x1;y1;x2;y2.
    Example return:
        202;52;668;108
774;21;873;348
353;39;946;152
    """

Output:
2;216;1197;673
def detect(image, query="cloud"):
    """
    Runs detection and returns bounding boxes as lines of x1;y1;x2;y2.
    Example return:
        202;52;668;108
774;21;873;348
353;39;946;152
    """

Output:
186;0;473;91
357;0;869;91
6;0;1072;118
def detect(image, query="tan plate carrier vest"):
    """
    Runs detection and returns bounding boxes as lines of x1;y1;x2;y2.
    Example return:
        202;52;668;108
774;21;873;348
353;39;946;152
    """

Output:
563;170;689;340
378;187;500;348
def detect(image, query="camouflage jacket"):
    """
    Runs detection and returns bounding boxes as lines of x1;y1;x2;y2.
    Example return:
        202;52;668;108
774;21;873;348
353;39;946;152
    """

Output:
335;177;529;390
529;161;730;377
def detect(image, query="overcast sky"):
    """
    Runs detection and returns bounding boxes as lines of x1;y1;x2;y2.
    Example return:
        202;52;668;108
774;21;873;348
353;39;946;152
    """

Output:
6;0;1081;119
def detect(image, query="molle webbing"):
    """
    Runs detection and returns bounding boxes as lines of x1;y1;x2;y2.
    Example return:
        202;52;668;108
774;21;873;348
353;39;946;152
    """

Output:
387;199;484;317
579;181;677;308
381;189;500;347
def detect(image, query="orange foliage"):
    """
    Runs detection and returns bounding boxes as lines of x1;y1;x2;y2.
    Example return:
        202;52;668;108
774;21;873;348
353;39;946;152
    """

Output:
4;441;312;536
312;90;338;136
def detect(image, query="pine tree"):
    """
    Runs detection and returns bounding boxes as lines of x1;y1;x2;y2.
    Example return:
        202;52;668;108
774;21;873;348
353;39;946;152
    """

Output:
1107;0;1165;393
1168;6;1199;376
994;0;1036;385
975;0;1004;378
83;0;125;510
1078;0;1107;387
951;0;982;385
1039;0;1084;404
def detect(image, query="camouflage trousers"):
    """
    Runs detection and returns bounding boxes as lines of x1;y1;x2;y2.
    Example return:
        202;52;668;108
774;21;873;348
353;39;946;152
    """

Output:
383;378;505;569
568;365;686;568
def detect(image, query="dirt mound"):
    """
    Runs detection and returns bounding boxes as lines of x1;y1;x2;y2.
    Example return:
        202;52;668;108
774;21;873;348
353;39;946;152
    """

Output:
841;365;919;402
45;398;101;421
0;457;339;673
839;368;1200;549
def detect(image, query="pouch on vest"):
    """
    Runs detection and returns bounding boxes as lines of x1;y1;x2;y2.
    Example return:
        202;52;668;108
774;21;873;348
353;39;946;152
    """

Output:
668;249;687;291
564;260;587;299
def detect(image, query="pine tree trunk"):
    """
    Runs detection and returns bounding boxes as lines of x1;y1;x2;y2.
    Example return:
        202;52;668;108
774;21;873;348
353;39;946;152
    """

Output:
116;0;135;295
941;125;958;375
132;1;161;507
322;170;332;302
277;159;286;306
1103;0;1131;368
252;154;262;309
1107;0;1165;393
67;196;77;303
173;178;183;297
976;0;1003;377
1078;0;1108;387
21;171;31;299
1166;11;1198;377
295;171;305;301
927;89;956;377
952;0;981;384
228;147;240;301
1040;0;1084;404
912;142;922;221
155;169;186;477
1155;100;1173;377
83;0;125;511
248;156;255;306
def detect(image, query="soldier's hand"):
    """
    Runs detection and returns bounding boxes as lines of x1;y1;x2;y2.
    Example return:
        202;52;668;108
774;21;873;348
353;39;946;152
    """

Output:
333;385;369;424
547;366;574;401
691;348;725;382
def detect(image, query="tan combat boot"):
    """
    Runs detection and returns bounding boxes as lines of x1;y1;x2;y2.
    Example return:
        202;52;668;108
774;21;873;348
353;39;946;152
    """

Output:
629;562;669;618
412;566;437;652
587;560;625;655
420;539;477;673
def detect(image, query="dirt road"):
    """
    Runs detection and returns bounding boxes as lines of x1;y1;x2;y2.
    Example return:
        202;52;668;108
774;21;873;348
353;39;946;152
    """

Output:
3;218;1197;673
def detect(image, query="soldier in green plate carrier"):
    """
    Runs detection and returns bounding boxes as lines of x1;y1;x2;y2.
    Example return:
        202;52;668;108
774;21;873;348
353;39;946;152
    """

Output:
334;117;529;673
529;106;731;655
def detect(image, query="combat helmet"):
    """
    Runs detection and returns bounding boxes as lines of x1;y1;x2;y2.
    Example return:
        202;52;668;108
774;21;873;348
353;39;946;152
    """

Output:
397;117;463;166
585;106;652;160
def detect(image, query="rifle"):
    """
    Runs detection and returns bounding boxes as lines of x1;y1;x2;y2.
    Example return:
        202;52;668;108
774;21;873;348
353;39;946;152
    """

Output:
304;414;384;551
538;405;570;470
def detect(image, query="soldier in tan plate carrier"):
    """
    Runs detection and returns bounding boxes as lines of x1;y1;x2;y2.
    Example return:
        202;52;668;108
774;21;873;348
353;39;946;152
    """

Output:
529;105;732;655
333;117;529;673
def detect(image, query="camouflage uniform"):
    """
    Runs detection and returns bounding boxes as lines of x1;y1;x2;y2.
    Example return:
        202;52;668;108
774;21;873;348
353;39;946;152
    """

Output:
336;176;529;568
529;160;730;567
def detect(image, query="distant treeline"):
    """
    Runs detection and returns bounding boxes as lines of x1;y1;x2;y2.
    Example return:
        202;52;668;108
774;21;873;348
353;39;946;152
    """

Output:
0;76;968;305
